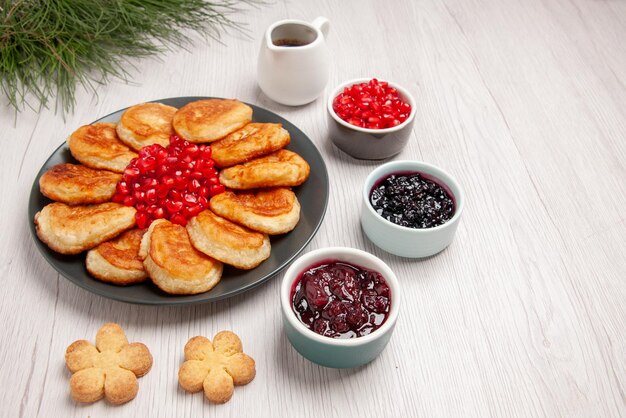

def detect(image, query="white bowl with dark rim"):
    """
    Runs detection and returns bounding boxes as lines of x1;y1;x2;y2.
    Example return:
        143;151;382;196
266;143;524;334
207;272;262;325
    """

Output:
280;247;400;368
327;78;416;160
361;160;464;258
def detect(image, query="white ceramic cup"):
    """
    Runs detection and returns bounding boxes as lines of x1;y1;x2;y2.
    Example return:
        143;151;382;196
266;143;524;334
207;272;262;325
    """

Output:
361;161;465;258
257;17;330;106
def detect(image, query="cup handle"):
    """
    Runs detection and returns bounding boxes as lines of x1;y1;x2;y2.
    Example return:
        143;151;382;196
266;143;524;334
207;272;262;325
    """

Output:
312;16;330;39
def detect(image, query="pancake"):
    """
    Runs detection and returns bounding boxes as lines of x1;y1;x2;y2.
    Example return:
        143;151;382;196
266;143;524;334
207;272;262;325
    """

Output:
67;123;138;173
86;229;148;285
140;219;222;295
211;123;290;168
209;188;300;235
116;102;177;150
186;210;271;270
34;202;136;254
172;99;252;143
218;149;310;190
39;163;122;205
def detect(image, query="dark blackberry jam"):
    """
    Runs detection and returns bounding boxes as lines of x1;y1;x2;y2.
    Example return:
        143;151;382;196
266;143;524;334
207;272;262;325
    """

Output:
291;260;391;339
370;171;454;228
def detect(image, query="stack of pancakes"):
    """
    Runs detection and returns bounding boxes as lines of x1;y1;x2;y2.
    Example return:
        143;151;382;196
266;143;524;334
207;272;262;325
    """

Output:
35;99;311;295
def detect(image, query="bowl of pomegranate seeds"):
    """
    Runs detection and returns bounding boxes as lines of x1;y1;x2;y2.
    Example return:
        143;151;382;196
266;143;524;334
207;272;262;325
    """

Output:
361;160;465;258
281;247;400;368
328;77;416;159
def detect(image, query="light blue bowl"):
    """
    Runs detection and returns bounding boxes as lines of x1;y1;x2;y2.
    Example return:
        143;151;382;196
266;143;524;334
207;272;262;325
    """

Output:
280;247;400;368
361;161;464;258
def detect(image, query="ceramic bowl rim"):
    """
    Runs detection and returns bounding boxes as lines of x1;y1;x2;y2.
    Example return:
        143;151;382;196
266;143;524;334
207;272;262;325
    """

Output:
280;246;400;347
362;160;465;233
327;77;416;134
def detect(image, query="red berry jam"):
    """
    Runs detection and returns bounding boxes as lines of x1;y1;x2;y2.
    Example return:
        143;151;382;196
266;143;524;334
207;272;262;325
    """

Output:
291;260;391;339
332;78;411;129
370;171;454;229
112;135;225;228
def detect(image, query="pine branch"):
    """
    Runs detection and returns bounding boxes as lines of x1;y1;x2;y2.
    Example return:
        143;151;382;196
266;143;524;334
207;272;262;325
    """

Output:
0;0;261;114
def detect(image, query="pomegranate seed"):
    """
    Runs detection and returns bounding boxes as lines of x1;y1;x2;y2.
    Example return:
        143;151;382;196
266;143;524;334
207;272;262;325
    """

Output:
112;194;125;204
133;190;145;201
156;185;169;199
174;176;187;189
198;186;209;197
156;149;168;162
137;156;156;173
170;214;187;226
145;188;157;203
189;179;201;192
153;207;165;219
162;176;175;186
124;167;140;178
209;184;225;196
156;165;169;176
202;168;217;178
165;199;183;214
123;195;135;206
142;178;158;188
136;212;150;229
169;189;182;201
182;207;195;219
116;181;129;195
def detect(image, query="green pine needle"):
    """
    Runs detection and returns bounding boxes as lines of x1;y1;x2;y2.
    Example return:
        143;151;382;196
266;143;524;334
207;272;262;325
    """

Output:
0;0;261;114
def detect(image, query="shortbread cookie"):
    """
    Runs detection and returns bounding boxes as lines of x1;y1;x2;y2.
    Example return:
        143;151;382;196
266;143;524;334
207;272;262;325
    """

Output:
178;331;256;403
65;323;153;404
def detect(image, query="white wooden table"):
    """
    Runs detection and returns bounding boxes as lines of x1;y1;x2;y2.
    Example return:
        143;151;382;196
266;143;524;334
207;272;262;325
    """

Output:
2;1;625;416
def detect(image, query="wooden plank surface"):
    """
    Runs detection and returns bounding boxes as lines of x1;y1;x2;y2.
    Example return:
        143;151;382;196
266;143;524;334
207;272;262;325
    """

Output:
1;0;625;416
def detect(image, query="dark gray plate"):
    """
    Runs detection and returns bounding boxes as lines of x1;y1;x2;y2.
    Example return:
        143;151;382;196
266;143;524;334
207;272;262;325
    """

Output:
28;97;329;305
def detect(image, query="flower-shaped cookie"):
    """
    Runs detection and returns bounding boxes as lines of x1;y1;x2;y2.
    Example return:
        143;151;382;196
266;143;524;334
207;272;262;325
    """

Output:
65;323;153;404
178;331;256;403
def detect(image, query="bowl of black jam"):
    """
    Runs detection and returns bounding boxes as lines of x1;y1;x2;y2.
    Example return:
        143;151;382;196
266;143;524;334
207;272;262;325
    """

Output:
361;161;464;257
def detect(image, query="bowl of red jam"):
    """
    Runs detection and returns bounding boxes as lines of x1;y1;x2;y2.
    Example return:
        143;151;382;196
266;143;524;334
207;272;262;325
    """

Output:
327;78;416;160
281;247;400;368
361;160;464;258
